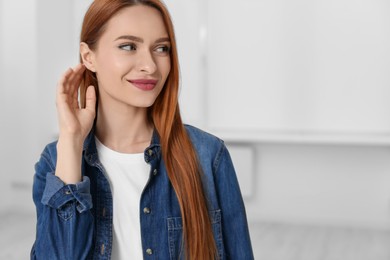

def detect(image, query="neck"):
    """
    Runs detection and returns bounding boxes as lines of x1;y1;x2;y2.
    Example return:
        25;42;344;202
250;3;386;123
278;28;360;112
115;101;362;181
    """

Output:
95;100;153;154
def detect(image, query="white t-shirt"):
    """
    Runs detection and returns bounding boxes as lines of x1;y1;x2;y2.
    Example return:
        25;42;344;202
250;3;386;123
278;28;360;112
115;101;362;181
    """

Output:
95;137;150;260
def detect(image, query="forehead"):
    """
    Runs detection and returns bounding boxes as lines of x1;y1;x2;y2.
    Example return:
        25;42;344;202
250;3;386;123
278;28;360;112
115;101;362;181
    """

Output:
102;5;168;41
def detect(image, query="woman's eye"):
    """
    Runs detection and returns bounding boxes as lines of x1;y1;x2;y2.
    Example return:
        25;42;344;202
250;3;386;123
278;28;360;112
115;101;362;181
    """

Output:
155;45;170;54
119;43;137;51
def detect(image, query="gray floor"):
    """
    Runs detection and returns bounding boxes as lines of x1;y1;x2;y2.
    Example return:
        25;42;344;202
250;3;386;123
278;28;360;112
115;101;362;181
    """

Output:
1;211;390;260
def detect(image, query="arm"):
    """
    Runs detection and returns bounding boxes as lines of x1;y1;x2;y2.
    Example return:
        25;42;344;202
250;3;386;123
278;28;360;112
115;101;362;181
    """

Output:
55;64;96;184
31;64;97;259
31;146;94;260
214;144;254;260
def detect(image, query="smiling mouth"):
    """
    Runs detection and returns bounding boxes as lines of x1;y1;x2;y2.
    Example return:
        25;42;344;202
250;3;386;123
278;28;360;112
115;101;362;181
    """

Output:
128;79;158;91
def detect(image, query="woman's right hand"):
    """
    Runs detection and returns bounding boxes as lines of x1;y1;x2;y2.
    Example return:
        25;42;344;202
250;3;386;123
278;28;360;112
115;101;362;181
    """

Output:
56;63;96;143
55;64;96;184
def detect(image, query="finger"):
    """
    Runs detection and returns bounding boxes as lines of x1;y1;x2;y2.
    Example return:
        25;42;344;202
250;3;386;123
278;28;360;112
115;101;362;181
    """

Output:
56;64;86;109
67;64;85;95
60;65;85;108
84;85;96;113
71;64;86;101
56;68;79;111
57;67;74;95
68;63;85;87
57;65;81;95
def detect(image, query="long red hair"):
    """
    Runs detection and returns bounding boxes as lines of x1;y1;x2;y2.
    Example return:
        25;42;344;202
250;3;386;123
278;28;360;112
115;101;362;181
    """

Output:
79;0;217;259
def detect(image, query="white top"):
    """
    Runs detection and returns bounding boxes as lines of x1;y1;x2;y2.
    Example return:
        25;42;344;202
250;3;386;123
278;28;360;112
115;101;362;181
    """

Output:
95;137;150;260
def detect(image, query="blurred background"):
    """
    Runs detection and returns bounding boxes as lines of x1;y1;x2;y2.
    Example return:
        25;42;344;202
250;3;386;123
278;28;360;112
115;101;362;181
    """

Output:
1;0;390;259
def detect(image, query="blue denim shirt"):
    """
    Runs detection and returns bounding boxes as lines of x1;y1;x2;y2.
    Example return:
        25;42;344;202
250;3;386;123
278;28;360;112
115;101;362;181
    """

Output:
31;125;254;259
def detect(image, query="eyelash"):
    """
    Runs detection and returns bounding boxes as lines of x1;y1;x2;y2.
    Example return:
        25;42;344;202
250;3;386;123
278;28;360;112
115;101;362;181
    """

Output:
155;46;171;54
119;43;137;51
118;43;171;54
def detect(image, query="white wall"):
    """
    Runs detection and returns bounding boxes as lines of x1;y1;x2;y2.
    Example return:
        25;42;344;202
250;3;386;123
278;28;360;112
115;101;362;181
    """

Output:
0;0;39;211
35;0;88;140
207;0;390;133
243;144;390;230
0;0;6;209
204;0;390;230
164;0;208;128
187;0;390;230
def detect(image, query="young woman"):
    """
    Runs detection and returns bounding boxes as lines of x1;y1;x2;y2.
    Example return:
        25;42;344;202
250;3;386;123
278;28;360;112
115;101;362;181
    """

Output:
31;0;253;259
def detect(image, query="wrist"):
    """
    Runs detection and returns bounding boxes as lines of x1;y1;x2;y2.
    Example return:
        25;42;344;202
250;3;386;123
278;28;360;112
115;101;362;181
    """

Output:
55;136;84;184
57;134;84;150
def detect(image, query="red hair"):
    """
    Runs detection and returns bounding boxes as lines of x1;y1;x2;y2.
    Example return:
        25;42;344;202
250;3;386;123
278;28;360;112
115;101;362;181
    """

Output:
79;0;217;259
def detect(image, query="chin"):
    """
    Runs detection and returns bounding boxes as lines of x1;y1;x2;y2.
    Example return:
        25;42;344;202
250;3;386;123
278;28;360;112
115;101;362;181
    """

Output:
131;99;158;108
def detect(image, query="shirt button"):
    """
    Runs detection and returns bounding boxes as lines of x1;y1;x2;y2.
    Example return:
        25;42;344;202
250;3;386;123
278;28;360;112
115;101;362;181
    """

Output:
65;190;71;195
146;248;153;255
102;207;106;217
153;169;158;175
148;149;153;156
143;207;151;214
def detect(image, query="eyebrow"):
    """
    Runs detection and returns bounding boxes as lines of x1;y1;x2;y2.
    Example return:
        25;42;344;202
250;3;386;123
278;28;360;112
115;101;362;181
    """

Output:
115;35;170;44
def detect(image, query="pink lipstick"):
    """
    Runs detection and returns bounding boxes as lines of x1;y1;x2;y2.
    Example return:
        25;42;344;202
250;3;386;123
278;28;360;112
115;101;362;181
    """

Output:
128;79;158;91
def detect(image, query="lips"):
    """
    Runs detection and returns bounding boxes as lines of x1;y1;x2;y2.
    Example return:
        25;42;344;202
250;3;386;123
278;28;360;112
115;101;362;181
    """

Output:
128;79;158;91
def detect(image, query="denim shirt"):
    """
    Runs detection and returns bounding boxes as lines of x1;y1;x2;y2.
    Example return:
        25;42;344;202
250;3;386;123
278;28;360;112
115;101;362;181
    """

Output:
31;125;254;260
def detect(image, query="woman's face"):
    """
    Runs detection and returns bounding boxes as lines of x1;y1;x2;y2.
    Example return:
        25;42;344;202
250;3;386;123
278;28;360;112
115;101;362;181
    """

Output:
86;5;171;109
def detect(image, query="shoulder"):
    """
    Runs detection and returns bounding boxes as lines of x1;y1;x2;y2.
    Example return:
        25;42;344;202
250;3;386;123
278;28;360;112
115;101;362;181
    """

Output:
184;124;224;148
184;124;227;169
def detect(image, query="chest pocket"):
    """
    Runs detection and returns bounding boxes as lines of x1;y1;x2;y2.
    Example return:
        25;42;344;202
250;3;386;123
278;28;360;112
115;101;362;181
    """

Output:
167;209;224;260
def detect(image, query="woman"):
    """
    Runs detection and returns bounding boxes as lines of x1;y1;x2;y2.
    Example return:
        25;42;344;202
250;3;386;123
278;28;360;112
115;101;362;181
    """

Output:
31;0;253;259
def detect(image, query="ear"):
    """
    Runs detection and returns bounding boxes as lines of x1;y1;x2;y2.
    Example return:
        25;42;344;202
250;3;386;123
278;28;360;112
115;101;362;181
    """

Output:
80;42;96;72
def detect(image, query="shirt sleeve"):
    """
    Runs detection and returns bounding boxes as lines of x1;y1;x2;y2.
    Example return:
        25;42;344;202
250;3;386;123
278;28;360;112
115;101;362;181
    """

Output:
214;143;255;260
41;173;92;213
31;143;94;260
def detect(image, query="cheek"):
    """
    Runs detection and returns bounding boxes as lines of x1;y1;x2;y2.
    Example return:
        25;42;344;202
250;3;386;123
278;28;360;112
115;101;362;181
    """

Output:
96;56;129;91
97;52;131;75
158;59;171;79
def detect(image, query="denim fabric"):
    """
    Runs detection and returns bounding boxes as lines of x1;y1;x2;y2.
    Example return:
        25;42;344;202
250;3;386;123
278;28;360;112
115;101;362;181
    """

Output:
31;125;254;259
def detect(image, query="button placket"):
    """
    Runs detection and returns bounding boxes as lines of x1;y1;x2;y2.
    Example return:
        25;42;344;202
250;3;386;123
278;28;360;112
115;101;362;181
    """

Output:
143;146;158;258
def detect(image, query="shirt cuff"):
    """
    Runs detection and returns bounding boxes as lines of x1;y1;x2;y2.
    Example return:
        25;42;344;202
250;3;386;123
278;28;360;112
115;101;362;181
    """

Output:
41;173;92;213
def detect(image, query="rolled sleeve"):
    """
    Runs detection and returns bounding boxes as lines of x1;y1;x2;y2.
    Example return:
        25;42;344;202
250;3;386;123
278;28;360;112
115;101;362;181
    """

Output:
41;173;92;213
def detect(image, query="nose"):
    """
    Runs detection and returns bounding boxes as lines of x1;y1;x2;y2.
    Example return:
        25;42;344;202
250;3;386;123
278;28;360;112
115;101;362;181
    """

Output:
136;50;157;74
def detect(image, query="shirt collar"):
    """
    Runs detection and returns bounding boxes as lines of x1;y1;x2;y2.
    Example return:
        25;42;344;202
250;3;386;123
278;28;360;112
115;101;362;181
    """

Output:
83;127;162;165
